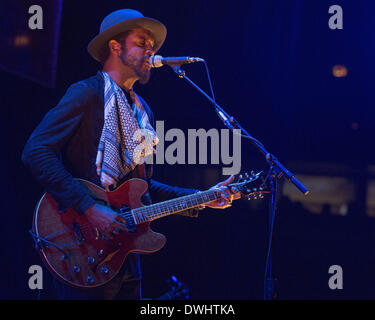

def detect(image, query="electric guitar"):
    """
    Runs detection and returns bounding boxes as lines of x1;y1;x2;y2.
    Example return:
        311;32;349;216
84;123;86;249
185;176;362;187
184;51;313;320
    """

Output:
31;172;267;288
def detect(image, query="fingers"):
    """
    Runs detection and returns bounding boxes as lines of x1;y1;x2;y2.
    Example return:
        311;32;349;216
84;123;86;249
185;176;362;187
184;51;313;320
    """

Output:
102;223;124;239
101;217;127;239
110;216;127;231
217;198;231;207
214;187;232;201
100;172;117;191
216;175;235;187
206;198;232;209
109;226;124;238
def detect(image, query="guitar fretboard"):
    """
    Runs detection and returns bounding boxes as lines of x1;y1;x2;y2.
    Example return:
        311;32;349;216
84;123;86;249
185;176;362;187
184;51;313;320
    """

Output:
131;189;219;224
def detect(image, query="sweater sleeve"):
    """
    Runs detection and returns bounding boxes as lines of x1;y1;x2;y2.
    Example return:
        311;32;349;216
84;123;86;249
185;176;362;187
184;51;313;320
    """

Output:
21;83;96;215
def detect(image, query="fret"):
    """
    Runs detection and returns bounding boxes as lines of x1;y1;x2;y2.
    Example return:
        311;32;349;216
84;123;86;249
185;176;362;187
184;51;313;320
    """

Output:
132;210;140;224
131;189;219;224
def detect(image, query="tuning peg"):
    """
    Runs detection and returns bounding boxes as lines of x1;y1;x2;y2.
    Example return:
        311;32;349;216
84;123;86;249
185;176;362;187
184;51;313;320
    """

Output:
245;172;249;178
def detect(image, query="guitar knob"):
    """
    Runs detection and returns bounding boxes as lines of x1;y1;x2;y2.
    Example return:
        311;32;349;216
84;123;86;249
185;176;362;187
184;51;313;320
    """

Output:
88;256;95;264
73;265;80;273
86;276;94;284
98;249;104;256
100;266;109;275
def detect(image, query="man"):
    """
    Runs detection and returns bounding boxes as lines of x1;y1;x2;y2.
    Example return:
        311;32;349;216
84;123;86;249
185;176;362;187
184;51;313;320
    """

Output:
22;9;234;300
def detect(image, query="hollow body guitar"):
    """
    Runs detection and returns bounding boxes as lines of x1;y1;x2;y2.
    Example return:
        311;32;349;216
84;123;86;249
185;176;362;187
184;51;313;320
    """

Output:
32;173;264;288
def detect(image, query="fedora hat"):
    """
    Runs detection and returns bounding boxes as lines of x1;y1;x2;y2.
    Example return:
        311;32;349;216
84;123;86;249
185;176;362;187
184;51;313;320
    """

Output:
88;9;167;62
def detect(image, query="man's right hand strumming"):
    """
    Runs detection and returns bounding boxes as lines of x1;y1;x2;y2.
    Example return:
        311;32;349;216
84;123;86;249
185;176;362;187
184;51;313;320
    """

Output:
84;203;127;238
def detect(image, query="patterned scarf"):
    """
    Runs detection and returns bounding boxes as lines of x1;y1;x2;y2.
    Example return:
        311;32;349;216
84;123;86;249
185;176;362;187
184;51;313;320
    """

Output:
96;71;158;190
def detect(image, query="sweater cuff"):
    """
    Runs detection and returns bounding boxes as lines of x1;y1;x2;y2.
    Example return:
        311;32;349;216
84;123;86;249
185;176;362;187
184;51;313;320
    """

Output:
72;194;96;215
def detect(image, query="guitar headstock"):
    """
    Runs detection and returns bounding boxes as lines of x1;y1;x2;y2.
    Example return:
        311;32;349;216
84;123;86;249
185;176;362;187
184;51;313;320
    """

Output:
228;171;269;201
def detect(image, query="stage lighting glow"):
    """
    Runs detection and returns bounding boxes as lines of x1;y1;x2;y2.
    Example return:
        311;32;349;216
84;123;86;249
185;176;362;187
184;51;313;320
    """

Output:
351;122;359;130
332;65;348;78
13;35;30;47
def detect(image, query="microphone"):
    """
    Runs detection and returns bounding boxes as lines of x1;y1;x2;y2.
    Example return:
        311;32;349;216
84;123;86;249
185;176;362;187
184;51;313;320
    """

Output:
149;55;204;68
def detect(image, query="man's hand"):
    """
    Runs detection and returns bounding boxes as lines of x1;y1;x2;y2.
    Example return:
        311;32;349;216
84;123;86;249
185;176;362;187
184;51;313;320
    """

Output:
84;203;127;238
205;175;236;209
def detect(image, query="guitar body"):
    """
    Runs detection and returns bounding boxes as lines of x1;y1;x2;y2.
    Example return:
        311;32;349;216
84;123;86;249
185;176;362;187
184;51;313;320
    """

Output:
32;178;166;288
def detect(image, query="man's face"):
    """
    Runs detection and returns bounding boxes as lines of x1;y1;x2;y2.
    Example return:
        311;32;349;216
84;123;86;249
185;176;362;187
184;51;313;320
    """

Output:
118;28;155;84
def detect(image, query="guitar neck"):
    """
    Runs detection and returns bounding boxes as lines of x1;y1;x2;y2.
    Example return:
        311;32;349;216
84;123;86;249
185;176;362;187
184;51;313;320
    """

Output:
131;189;219;224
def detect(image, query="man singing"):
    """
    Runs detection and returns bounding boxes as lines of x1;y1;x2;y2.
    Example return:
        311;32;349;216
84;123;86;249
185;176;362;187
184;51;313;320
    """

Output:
22;9;234;300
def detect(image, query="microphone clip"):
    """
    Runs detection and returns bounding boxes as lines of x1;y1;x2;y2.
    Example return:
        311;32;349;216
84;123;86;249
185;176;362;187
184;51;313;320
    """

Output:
170;65;186;78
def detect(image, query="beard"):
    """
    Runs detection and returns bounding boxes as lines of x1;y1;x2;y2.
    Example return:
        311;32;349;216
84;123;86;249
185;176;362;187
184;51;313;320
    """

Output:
119;51;151;84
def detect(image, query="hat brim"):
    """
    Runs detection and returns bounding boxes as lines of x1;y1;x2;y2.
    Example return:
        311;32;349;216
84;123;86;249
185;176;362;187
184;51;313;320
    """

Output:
87;17;167;62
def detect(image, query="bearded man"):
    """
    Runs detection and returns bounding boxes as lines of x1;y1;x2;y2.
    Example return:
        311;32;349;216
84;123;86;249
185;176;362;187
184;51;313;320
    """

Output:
22;9;233;300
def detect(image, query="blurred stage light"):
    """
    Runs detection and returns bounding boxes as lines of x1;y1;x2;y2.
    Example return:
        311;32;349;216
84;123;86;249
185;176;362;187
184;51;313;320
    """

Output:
13;35;30;47
332;65;348;78
351;122;359;130
0;1;63;88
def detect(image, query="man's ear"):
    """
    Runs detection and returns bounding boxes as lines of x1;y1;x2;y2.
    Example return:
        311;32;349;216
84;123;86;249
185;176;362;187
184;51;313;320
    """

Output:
108;39;122;56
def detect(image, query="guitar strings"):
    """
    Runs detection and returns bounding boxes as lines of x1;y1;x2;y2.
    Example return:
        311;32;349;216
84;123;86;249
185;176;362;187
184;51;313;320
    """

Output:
131;189;218;224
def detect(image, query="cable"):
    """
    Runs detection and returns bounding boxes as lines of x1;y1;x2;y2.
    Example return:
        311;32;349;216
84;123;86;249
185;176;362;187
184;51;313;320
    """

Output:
29;229;69;258
203;60;266;150
203;60;216;103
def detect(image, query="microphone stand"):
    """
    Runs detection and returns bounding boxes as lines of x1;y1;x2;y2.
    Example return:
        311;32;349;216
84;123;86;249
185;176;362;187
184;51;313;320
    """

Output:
170;65;309;300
